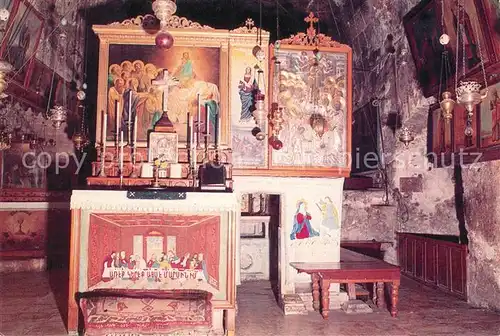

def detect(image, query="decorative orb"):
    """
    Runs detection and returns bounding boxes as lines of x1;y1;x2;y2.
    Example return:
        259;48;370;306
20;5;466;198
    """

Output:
252;45;262;57
82;83;88;90
0;8;10;22
439;34;450;45
255;132;266;141
271;138;283;150
76;90;86;101
274;41;281;50
155;31;174;49
251;127;261;137
256;49;265;62
61;17;67;26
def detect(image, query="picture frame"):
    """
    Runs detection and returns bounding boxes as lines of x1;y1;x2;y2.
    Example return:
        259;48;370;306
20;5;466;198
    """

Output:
148;131;179;163
92;15;229;148
0;0;44;86
403;0;498;98
0;0;19;48
266;13;352;178
478;82;500;148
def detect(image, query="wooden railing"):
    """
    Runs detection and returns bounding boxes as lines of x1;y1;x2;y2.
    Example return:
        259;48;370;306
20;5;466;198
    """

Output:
397;232;467;300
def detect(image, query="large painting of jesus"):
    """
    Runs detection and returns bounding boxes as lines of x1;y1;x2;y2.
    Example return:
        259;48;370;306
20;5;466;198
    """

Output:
106;45;221;143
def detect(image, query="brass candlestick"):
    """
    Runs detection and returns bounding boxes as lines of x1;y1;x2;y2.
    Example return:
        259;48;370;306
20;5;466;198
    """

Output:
99;143;107;177
152;164;161;188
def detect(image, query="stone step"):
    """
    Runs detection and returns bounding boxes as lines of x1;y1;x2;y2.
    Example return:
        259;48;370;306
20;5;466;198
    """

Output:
282;294;307;315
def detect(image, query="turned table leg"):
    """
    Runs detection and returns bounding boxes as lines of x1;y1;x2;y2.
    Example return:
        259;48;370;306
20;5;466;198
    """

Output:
312;273;321;311
320;279;331;319
347;283;357;300
376;282;385;309
391;281;400;317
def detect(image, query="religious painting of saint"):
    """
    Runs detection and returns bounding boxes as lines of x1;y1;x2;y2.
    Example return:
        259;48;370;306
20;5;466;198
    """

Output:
290;200;319;240
148;132;178;163
105;45;221;143
229;45;267;169
403;0;454;98
480;82;500;147
269;46;349;170
404;0;495;98
317;197;339;233
0;0;44;85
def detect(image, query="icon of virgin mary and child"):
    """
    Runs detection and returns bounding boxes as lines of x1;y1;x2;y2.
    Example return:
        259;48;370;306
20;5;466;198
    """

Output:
290;200;320;240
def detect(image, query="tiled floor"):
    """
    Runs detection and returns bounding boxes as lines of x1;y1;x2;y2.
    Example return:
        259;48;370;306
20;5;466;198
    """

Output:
1;271;500;336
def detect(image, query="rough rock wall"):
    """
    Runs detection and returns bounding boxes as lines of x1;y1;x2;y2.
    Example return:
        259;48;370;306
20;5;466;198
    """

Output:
339;0;459;263
462;161;500;311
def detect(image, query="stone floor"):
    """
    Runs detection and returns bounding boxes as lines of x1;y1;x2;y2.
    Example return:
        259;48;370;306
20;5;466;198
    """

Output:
1;271;500;336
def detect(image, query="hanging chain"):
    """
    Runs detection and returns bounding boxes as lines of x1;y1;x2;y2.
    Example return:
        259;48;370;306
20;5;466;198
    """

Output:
441;0;445;28
474;19;488;92
461;0;466;77
439;52;445;98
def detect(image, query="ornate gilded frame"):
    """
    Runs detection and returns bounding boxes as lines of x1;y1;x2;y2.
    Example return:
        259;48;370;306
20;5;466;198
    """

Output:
92;15;230;148
266;13;352;178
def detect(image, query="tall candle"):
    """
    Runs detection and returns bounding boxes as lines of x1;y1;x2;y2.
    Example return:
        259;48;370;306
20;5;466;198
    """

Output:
101;111;107;145
133;114;138;146
119;131;124;173
205;103;210;137
197;93;201;128
189;115;194;145
214;111;219;148
186;112;191;148
115;100;120;137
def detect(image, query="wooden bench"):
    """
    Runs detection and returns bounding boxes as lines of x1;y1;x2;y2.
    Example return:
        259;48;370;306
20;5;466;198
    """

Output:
77;289;219;336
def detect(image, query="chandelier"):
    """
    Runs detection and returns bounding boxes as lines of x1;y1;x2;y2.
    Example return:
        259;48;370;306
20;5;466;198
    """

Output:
438;0;488;136
152;0;176;49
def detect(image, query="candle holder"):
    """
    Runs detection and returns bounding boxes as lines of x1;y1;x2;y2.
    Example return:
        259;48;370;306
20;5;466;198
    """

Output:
152;164;161;188
99;144;107;177
129;163;139;178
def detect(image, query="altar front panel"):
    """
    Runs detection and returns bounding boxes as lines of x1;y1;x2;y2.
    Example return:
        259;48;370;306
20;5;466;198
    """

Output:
78;210;231;303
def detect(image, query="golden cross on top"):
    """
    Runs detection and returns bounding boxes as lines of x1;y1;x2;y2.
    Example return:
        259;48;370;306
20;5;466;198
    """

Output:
245;18;255;30
304;12;319;30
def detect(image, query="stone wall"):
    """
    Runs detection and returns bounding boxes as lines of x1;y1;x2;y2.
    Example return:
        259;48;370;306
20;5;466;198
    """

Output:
462;161;500;311
337;0;500;311
339;0;459;263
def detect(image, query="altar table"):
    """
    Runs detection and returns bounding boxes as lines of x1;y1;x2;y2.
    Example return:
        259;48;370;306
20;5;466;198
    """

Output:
68;190;238;336
290;248;400;319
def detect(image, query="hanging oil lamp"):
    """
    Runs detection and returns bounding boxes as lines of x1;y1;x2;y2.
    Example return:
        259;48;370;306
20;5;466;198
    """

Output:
252;92;267;141
398;127;414;148
456;80;487;117
440;91;455;122
49;105;68;129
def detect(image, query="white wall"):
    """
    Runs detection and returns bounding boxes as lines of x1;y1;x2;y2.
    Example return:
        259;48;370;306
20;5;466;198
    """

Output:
234;176;344;294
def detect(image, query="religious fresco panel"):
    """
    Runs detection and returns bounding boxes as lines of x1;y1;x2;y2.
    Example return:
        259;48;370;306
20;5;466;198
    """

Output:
229;46;267;168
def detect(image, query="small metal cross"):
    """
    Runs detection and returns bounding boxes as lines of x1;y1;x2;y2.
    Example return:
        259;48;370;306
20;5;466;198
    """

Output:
245;18;255;30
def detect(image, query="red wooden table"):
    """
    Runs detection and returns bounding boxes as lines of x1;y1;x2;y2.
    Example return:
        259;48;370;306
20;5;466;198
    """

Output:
290;248;400;319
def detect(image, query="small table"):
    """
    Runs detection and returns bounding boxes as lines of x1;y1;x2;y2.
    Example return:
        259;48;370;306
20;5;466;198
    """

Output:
290;248;400;319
